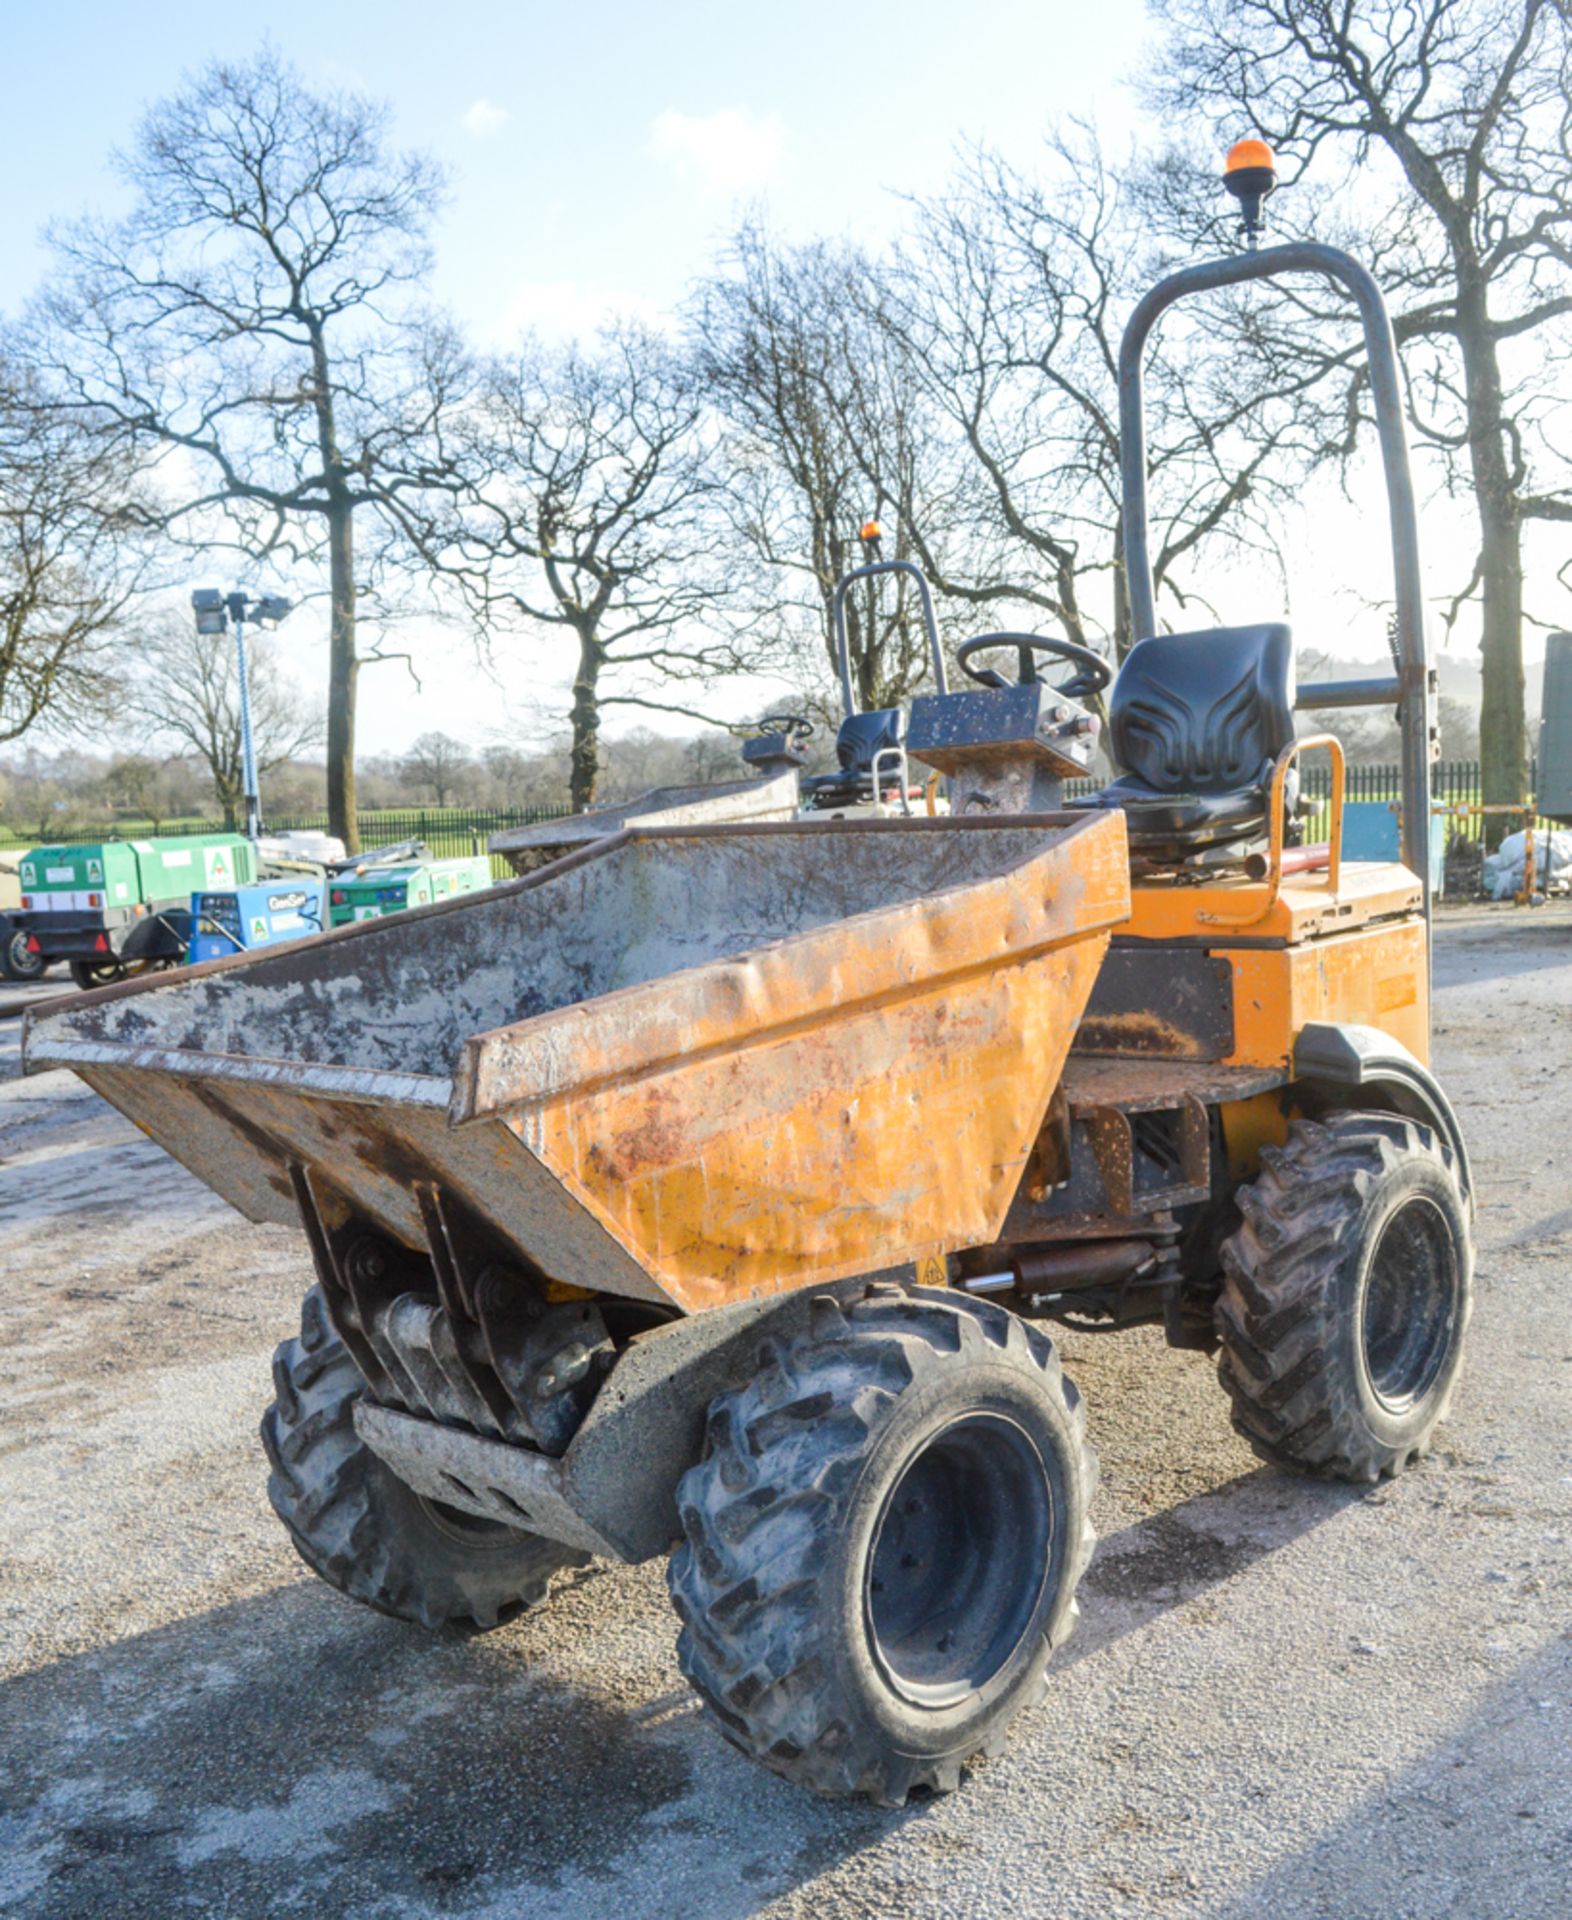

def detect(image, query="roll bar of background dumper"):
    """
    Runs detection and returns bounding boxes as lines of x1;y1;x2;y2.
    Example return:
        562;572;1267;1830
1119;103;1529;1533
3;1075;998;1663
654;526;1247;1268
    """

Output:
831;560;949;719
1118;242;1434;913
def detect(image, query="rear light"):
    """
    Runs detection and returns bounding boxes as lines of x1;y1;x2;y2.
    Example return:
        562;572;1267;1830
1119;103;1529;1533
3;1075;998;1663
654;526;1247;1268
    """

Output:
331;889;346;905
133;902;147;917
25;935;41;954
20;894;31;909
87;892;101;908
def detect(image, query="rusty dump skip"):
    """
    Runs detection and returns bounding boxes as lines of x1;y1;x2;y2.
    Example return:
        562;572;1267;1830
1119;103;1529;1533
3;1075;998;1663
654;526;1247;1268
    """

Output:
490;770;800;874
23;813;1129;1314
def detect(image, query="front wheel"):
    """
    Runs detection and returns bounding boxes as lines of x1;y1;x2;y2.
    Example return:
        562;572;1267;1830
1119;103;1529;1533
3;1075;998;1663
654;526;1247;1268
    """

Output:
669;1284;1097;1804
1217;1112;1472;1482
262;1288;586;1629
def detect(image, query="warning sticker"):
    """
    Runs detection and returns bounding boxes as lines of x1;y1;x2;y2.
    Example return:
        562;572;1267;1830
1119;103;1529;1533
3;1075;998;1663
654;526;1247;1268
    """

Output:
87;858;103;882
208;849;231;881
250;916;269;942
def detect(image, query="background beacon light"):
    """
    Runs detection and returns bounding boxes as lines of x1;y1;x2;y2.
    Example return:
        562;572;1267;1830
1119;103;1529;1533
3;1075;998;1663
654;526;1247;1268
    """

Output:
1223;138;1278;250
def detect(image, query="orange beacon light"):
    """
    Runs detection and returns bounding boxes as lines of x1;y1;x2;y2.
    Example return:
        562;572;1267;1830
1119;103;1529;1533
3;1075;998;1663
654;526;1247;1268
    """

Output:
1223;138;1278;249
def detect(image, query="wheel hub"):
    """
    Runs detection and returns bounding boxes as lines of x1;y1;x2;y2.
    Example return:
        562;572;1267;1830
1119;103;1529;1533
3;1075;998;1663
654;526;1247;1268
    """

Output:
865;1412;1053;1708
1360;1194;1461;1413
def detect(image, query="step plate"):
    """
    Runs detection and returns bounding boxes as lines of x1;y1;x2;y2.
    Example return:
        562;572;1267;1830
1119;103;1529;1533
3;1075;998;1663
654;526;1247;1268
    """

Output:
353;1401;623;1561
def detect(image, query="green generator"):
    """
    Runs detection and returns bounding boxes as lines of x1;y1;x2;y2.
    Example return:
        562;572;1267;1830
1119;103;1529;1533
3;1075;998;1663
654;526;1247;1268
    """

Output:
327;853;493;928
15;834;256;989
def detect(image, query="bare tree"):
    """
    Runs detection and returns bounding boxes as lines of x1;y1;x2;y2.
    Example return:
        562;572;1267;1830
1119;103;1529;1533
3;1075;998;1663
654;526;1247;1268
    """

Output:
126;616;322;827
30;47;467;849
0;358;148;742
400;731;473;808
1147;0;1572;818
691;225;977;716
885;129;1322;659
462;324;741;812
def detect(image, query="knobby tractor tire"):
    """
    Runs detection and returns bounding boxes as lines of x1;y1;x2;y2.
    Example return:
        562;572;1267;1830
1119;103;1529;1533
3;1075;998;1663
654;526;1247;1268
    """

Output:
261;1287;586;1629
668;1284;1097;1806
1217;1112;1473;1483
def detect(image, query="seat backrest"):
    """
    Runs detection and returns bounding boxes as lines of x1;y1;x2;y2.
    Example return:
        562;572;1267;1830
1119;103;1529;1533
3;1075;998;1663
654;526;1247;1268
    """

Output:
836;708;904;776
1109;623;1295;794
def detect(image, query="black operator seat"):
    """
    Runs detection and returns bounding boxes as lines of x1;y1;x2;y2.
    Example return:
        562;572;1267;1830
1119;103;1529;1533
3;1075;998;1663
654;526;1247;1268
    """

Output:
1082;623;1296;860
799;707;906;803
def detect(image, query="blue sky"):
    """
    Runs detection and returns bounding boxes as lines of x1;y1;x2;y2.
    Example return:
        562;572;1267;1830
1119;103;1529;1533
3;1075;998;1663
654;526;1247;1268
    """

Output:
1;0;1165;752
4;2;1548;755
4;1;1149;333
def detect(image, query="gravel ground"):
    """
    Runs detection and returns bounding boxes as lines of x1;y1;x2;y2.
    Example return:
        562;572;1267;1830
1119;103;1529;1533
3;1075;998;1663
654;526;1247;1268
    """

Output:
1;905;1569;1919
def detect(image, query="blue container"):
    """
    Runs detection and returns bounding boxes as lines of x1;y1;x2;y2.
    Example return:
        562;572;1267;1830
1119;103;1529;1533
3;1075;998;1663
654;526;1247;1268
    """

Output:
188;880;327;963
1340;801;1446;898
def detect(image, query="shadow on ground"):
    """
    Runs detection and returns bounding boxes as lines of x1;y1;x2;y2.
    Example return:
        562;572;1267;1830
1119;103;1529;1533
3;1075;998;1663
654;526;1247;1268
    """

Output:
0;1460;1373;1919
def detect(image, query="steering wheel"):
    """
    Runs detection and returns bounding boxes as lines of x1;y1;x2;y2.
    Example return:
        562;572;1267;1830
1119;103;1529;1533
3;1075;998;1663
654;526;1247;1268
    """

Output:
755;712;815;742
956;632;1112;700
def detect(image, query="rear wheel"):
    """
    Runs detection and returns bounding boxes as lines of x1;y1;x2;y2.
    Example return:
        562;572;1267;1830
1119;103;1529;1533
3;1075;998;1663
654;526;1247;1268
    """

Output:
668;1283;1097;1804
262;1288;586;1629
1;928;45;981
1217;1112;1472;1482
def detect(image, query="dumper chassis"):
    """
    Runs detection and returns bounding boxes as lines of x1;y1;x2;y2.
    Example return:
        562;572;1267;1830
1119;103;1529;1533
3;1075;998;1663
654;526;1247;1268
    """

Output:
24;175;1475;1805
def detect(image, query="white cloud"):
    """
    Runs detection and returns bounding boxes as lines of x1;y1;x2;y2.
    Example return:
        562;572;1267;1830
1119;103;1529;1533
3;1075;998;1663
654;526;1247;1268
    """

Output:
462;99;509;139
493;279;669;345
648;107;785;196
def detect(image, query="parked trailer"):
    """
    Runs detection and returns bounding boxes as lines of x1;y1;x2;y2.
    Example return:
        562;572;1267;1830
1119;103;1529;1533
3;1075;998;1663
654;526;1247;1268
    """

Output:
13;834;256;989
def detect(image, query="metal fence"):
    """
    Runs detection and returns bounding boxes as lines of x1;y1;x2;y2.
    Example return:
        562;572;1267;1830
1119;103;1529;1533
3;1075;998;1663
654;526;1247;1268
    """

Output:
0;804;573;880
1;767;1558;864
1298;757;1560;840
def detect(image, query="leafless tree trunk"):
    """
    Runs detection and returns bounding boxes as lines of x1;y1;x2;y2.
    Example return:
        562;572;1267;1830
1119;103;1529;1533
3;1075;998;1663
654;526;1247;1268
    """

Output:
458;324;747;813
28;49;466;850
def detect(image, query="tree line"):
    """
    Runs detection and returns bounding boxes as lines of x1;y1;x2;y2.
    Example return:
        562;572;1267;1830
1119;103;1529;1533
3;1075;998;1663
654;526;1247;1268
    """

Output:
2;6;1567;847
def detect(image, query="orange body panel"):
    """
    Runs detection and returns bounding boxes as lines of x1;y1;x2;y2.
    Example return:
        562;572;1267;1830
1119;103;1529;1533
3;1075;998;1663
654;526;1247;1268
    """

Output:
1123;860;1422;946
521;940;1109;1311
1222;918;1430;1069
465;812;1132;1312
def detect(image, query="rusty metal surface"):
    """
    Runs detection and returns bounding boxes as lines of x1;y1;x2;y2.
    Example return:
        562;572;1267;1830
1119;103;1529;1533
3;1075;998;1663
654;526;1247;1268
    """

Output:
1075;949;1234;1059
1060;1056;1285;1113
489;771;800;874
25;811;1131;1315
353;1403;621;1559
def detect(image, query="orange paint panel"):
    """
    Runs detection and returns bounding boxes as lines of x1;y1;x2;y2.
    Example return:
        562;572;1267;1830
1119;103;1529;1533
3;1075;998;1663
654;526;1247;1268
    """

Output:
1124;861;1420;944
522;940;1109;1312
1222;918;1430;1069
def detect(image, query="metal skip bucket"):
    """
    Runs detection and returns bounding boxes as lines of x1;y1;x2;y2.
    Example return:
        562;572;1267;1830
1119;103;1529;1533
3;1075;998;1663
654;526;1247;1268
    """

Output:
23;813;1129;1315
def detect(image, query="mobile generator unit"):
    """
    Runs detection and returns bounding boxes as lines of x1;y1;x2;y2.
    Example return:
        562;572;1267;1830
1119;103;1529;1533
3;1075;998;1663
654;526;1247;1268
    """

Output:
15;833;255;989
24;146;1475;1807
186;879;328;964
328;853;493;927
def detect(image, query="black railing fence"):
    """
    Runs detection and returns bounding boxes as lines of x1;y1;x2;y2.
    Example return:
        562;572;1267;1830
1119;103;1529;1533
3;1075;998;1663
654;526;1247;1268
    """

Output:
1297;757;1560;841
1;763;1560;869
